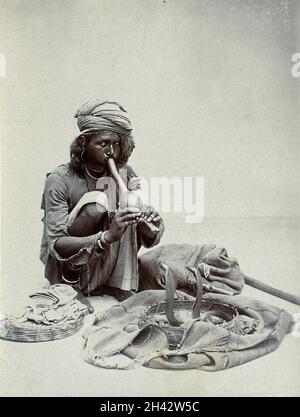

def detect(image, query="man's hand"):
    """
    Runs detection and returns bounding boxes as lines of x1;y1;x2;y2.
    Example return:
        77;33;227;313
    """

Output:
105;207;141;243
137;205;162;239
127;176;141;191
139;205;162;225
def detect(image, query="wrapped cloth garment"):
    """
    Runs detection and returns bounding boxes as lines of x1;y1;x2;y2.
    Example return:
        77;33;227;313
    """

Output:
74;100;133;137
62;190;141;294
40;163;164;295
82;290;294;371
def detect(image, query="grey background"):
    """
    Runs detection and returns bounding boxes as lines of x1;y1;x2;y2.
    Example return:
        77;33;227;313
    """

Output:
0;0;299;396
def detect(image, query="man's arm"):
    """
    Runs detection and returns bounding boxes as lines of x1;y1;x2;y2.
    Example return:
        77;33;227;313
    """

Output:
55;206;142;258
54;234;101;258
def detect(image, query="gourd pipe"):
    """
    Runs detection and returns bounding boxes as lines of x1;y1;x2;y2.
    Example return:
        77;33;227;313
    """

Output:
107;157;160;235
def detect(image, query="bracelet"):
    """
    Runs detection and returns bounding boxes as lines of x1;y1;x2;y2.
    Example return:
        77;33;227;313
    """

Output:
97;231;111;251
97;238;105;250
61;275;80;288
101;231;111;245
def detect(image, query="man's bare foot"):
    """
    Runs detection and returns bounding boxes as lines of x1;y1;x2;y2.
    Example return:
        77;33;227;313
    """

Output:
75;289;94;313
110;287;135;302
97;285;134;302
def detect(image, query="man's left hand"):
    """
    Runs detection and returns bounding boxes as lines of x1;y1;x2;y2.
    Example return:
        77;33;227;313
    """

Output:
137;205;162;238
139;205;161;225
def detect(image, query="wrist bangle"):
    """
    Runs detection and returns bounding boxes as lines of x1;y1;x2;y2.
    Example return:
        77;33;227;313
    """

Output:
101;231;111;245
96;231;111;252
61;275;80;288
97;238;105;250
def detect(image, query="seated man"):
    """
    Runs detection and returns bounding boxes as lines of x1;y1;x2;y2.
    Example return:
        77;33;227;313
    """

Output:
40;100;164;301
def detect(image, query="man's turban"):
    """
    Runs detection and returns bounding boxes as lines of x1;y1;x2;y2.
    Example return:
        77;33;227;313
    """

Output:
74;100;132;137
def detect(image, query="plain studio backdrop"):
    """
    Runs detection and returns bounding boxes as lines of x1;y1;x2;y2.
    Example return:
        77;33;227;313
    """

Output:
0;0;300;396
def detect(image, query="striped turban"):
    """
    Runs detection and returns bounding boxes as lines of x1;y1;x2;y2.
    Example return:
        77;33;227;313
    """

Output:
74;100;132;137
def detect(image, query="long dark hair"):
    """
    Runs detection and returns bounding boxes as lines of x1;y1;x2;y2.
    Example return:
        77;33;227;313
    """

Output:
69;131;135;176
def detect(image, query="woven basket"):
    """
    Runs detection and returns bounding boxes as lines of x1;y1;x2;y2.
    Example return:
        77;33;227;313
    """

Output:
0;285;90;343
140;265;238;350
0;314;86;342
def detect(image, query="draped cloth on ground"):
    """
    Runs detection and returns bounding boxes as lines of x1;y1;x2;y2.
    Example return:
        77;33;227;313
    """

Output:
82;290;294;370
138;244;244;296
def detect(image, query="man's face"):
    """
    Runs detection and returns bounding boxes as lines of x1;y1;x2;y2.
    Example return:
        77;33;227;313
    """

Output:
85;130;121;167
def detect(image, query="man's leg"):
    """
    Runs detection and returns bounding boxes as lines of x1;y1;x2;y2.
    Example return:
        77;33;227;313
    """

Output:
69;202;108;237
67;203;133;301
62;202;107;282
